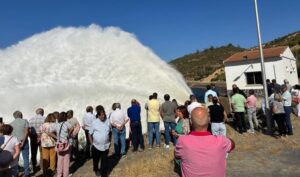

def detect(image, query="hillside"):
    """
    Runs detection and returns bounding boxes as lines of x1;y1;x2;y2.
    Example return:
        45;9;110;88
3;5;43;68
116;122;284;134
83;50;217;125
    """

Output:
264;31;300;74
170;30;300;81
169;44;244;81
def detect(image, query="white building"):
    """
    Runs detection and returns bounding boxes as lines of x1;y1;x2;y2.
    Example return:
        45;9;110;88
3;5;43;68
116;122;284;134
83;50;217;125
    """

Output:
224;46;298;93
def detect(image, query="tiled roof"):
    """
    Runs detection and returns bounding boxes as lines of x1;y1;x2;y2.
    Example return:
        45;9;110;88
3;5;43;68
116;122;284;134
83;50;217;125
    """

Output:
224;46;288;63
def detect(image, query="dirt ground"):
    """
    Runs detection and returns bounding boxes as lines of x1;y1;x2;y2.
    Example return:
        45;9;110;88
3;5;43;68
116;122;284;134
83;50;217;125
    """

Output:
67;116;300;177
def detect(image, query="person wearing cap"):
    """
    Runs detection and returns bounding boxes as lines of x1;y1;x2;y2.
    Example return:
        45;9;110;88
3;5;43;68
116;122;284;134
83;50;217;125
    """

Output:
127;99;144;152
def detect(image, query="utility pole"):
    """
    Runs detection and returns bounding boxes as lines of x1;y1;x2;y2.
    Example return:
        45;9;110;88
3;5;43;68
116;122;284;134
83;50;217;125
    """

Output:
254;0;272;134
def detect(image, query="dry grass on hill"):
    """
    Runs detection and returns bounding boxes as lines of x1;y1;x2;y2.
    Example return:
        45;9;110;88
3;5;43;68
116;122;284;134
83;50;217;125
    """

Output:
110;148;176;177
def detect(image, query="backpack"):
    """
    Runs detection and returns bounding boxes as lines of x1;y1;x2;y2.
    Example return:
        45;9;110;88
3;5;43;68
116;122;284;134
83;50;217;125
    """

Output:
0;136;14;168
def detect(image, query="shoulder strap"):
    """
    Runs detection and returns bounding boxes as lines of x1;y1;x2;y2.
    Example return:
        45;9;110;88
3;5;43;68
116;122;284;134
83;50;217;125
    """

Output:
1;136;13;150
43;124;57;140
58;122;65;141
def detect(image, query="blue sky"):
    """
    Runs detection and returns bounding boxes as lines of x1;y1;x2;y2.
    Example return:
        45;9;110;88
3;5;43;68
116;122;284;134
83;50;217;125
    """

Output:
0;0;299;61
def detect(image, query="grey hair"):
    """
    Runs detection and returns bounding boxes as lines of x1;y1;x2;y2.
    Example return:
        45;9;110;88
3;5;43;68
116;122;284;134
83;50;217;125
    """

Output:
36;108;44;116
13;111;23;119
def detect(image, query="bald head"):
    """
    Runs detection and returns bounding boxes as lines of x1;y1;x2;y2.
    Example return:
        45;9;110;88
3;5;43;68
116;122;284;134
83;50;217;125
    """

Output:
191;107;209;131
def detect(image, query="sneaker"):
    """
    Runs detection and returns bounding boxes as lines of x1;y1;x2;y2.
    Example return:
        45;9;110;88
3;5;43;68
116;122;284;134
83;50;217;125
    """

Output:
164;144;170;149
121;154;127;159
148;145;153;149
247;130;255;134
138;147;144;152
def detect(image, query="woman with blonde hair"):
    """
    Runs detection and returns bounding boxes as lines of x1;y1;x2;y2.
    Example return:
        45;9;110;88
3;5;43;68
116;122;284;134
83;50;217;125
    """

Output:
41;113;57;176
272;93;287;137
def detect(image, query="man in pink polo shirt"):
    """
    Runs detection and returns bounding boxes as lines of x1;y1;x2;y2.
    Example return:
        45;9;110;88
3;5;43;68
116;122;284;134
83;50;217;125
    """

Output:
175;107;235;177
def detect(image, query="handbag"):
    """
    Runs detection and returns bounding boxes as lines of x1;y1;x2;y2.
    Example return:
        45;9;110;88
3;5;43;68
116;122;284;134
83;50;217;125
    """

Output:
182;119;191;135
292;96;300;104
55;122;70;153
71;123;81;138
0;136;14;168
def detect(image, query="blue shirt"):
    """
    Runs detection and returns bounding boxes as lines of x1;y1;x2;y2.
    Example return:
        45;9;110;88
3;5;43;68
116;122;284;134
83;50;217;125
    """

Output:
127;104;141;122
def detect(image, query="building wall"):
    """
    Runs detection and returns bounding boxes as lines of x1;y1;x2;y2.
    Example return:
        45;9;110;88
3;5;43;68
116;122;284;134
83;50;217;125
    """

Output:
224;58;279;91
280;47;298;86
224;47;299;92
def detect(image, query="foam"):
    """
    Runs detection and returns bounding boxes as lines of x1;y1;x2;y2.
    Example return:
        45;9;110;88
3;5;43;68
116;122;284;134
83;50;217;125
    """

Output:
0;24;191;132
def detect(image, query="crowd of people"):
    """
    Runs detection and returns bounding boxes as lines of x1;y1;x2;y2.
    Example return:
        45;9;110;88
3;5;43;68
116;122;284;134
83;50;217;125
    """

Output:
230;79;297;137
267;79;296;137
0;79;298;177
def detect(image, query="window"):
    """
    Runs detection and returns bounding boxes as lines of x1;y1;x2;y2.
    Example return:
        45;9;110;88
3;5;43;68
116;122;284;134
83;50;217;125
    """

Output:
245;72;262;85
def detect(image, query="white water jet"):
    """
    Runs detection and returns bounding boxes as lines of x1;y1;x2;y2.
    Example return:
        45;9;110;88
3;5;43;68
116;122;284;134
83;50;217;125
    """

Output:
0;24;191;132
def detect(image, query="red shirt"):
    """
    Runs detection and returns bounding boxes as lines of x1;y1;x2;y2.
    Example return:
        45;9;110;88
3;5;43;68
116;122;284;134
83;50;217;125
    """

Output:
175;131;233;177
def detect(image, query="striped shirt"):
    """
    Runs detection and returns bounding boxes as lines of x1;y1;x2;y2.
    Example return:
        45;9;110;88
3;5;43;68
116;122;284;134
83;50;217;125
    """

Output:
29;114;46;135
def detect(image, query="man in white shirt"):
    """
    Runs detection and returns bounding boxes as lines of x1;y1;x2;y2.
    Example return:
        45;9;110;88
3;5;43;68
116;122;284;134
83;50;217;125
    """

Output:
82;106;95;159
282;85;293;135
29;108;45;172
204;85;218;104
88;108;111;177
187;95;202;115
110;103;128;157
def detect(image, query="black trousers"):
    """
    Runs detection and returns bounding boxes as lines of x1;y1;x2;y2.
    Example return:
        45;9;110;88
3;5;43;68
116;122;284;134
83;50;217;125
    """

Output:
30;135;42;168
84;130;91;158
71;135;79;160
234;112;247;133
273;113;287;136
130;121;144;151
92;146;109;176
